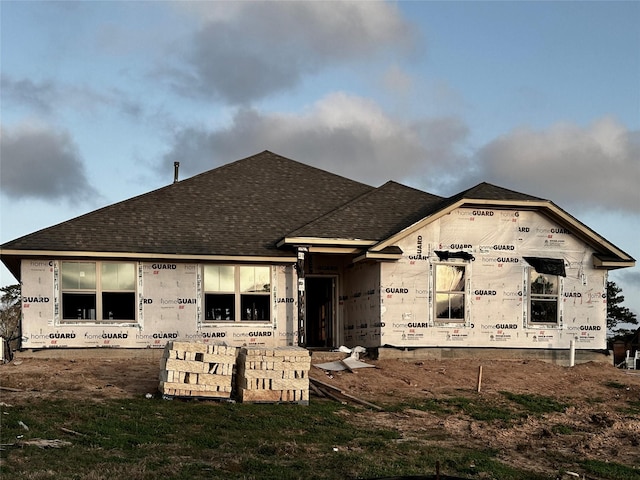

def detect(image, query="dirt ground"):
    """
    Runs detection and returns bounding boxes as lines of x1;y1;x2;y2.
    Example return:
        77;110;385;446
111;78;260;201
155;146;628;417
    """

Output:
1;351;639;478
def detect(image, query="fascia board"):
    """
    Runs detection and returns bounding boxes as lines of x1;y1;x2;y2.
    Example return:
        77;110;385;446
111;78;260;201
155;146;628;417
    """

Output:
542;203;635;262
308;246;363;254
353;252;403;263
277;237;377;248
593;256;636;269
0;249;297;264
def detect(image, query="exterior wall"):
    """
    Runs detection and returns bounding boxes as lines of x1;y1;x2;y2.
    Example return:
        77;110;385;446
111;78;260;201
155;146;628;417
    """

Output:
380;207;608;349
340;261;381;348
19;261;299;349
17;207;610;351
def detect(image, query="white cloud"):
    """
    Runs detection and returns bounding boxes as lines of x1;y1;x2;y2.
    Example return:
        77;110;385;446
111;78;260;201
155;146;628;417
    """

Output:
1;74;146;120
458;117;640;213
0;122;99;202
381;64;415;96
163;92;469;185
164;1;418;104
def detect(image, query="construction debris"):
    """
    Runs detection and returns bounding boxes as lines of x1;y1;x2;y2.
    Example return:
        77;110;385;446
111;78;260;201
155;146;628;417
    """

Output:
314;345;375;372
2;438;72;449
310;377;383;411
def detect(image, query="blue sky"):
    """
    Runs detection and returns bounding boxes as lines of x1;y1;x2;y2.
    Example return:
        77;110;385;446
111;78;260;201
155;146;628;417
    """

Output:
1;1;639;317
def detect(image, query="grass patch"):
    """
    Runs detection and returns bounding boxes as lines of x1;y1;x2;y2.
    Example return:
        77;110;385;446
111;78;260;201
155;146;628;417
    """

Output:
407;392;569;425
445;396;516;422
580;459;640;479
1;396;556;479
551;424;575;435
618;400;640;415
586;396;606;404
605;380;627;389
500;391;568;415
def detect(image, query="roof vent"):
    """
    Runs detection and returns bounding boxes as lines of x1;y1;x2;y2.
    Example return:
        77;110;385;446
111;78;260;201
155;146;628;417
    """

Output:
173;162;180;183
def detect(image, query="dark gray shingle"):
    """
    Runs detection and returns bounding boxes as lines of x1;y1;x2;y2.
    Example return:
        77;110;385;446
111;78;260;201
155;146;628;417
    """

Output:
1;151;373;257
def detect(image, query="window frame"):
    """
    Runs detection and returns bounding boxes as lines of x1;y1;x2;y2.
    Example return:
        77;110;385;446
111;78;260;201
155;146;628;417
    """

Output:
60;261;137;324
527;268;561;326
433;262;468;325
203;265;271;323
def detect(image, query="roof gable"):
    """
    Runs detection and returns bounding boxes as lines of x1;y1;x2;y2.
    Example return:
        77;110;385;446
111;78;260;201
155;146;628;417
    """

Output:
368;182;634;267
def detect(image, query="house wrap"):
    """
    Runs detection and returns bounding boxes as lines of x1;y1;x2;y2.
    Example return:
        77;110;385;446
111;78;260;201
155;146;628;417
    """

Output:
1;151;634;351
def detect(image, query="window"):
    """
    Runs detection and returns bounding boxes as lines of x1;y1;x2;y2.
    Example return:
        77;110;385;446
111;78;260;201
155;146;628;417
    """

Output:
434;264;466;323
61;261;136;322
524;257;564;325
529;270;559;324
204;265;271;322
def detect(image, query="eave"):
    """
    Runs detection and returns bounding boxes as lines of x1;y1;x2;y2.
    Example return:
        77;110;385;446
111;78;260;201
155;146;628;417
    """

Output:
277;237;376;249
353;250;403;263
593;254;636;270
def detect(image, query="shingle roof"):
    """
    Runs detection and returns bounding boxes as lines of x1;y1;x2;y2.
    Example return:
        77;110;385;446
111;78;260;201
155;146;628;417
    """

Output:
1;151;373;257
2;152;633;276
449;181;545;203
407;181;547;222
287;181;443;241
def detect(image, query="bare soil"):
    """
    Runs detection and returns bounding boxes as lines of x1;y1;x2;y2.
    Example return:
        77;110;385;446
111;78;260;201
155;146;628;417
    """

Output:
1;352;639;478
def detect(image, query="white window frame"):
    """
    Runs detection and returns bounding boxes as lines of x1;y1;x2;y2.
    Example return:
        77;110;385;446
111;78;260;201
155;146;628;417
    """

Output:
527;268;561;326
433;262;468;325
60;261;137;324
203;265;271;323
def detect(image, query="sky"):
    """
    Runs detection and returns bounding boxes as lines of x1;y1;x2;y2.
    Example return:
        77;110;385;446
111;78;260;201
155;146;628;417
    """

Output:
1;1;639;319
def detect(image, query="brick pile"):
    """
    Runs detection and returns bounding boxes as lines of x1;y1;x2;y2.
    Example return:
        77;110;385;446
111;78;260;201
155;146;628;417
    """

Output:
236;346;310;404
158;341;237;399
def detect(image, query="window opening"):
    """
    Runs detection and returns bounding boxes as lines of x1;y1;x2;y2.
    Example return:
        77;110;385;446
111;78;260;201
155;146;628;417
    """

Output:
203;265;271;322
204;265;235;320
434;264;466;323
529;270;559;324
61;262;136;322
524;257;564;325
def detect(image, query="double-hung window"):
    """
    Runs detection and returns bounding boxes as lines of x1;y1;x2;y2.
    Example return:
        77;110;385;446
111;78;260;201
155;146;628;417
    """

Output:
204;265;271;322
61;261;136;322
434;264;466;323
528;270;559;324
524;257;564;325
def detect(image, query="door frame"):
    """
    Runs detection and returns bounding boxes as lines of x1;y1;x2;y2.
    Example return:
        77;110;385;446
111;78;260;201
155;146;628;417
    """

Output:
305;275;338;348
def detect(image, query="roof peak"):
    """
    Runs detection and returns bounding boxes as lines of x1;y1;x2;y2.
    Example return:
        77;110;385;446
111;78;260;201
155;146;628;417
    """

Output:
451;181;546;202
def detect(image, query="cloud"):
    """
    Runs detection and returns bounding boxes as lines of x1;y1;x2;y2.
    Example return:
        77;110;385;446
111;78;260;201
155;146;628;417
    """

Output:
381;64;415;96
1;74;146;120
163;92;469;186
0;122;99;202
0;75;58;114
455;117;640;213
164;1;418;104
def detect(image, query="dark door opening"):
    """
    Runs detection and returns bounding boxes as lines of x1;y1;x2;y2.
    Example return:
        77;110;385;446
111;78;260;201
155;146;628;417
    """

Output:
306;277;334;348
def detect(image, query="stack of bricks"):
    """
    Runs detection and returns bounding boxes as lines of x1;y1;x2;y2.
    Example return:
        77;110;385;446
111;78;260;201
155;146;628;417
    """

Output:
236;346;310;404
158;341;237;399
